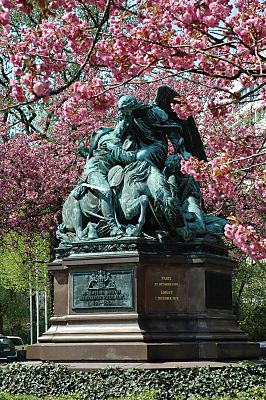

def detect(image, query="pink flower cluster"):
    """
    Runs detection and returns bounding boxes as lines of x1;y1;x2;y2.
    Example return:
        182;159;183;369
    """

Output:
171;98;203;120
0;134;79;237
33;81;51;99
62;78;114;124
210;157;235;198
181;155;235;199
255;179;266;199
0;0;30;25
63;99;88;125
180;156;205;181
10;80;25;103
225;224;266;261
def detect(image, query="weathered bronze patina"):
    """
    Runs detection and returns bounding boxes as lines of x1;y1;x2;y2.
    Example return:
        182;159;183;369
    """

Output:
57;86;227;244
72;268;134;309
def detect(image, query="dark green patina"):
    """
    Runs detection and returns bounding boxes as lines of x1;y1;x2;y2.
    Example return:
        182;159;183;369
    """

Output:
56;87;227;246
72;268;134;310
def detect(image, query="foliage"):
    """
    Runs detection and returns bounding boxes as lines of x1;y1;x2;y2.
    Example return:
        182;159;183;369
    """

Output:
0;0;265;259
113;386;266;399
1;388;266;400
0;363;265;400
0;234;29;292
0;233;50;291
0;391;266;400
0;288;28;338
110;391;159;400
0;233;50;338
0;394;80;400
0;388;265;400
239;304;266;341
232;259;266;340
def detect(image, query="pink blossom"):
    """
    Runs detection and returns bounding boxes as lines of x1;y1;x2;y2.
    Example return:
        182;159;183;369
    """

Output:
0;8;9;25
225;223;266;260
10;80;25;103
204;15;217;27
33;81;51;97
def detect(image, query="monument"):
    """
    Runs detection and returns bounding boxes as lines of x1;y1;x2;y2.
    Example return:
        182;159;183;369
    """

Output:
27;86;259;361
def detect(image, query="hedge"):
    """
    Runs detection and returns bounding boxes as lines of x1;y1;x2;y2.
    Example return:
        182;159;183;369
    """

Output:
1;392;265;400
0;363;265;400
0;395;79;400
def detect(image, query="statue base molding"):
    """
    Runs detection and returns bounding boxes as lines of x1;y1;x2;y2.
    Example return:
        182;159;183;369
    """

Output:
27;238;259;362
27;341;258;362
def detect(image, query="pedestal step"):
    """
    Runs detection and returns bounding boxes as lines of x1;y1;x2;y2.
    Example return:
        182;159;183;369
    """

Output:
27;341;260;362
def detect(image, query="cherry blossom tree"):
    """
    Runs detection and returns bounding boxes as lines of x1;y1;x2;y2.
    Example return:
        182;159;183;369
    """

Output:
0;0;265;260
182;104;266;260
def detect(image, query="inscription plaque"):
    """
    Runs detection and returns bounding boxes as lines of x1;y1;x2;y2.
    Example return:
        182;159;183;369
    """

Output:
205;271;232;310
72;268;134;309
145;266;188;313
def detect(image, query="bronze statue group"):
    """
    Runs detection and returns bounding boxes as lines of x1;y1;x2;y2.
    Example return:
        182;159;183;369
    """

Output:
57;86;227;244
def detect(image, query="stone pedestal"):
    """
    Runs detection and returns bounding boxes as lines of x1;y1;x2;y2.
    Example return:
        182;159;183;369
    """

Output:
27;238;259;361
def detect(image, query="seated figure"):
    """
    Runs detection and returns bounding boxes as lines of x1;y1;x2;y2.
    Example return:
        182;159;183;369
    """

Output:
164;155;227;239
